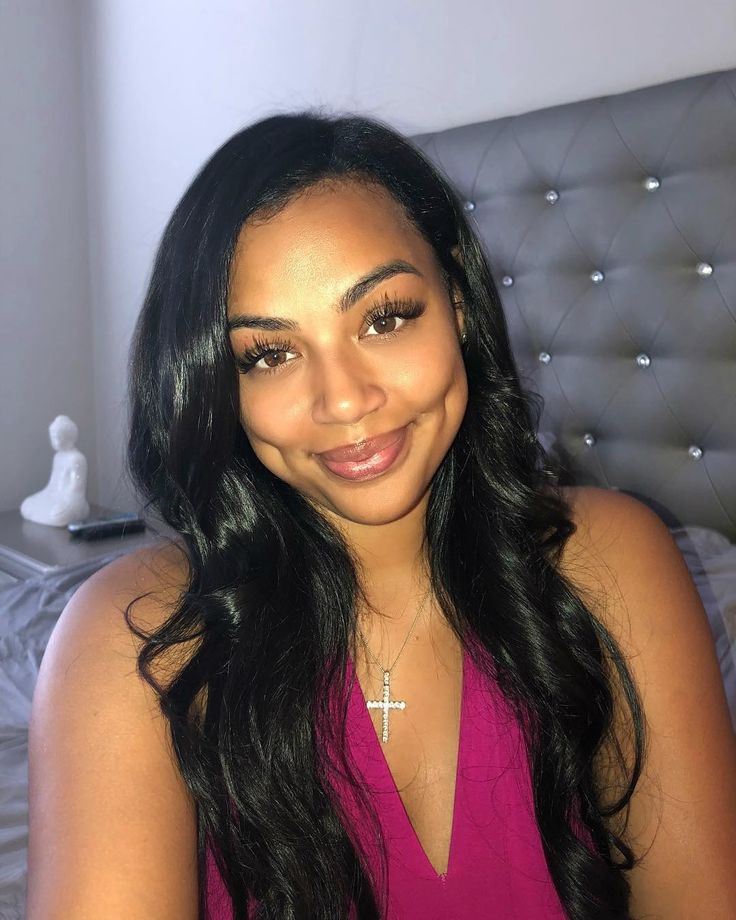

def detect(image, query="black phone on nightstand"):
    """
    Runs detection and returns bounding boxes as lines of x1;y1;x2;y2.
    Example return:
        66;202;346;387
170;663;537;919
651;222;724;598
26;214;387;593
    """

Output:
67;512;146;541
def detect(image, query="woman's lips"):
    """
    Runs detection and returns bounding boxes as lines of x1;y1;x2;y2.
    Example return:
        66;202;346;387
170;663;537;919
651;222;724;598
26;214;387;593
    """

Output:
316;425;409;482
317;425;408;463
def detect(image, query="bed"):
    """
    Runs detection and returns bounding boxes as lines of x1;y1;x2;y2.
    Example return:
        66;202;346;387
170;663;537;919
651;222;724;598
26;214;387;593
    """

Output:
2;66;735;920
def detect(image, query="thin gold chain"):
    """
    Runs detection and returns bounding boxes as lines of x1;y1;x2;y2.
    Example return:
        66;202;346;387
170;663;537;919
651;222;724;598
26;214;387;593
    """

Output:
355;584;432;675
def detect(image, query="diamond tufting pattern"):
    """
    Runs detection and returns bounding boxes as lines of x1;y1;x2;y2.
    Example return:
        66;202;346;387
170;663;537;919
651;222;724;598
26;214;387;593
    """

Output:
411;68;736;540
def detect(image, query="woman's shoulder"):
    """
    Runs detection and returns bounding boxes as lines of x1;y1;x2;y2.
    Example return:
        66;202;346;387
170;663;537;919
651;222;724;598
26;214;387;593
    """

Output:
85;537;191;613
27;538;200;918
554;483;703;660
554;487;736;914
555;484;671;607
52;537;196;695
76;536;189;625
558;482;663;535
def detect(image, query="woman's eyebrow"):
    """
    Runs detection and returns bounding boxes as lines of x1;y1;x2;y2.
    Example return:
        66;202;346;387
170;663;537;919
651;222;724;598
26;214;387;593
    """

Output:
227;258;423;332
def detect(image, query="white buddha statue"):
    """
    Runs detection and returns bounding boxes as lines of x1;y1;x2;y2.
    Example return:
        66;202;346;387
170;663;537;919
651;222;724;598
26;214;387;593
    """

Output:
20;415;90;527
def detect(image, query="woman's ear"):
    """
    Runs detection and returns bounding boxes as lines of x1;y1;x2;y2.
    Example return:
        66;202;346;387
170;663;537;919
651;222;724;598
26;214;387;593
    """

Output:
447;245;466;342
447;248;465;340
450;289;466;342
455;304;466;344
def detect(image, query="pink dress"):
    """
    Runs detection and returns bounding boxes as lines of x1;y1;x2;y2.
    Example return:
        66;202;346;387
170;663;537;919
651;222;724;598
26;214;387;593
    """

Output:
205;640;585;918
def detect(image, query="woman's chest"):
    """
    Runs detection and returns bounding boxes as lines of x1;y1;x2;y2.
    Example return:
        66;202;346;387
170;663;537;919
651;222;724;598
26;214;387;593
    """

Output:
352;637;465;878
333;642;571;918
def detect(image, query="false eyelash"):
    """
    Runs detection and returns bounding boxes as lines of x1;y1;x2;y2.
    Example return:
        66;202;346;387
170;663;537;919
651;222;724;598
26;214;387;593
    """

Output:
235;334;294;374
234;295;426;375
363;295;426;339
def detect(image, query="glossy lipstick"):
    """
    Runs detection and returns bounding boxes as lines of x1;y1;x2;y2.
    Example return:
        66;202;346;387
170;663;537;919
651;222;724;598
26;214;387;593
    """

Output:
316;426;409;482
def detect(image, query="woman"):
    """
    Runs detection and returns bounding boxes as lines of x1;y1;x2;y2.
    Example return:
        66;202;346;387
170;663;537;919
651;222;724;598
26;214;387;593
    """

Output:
27;112;736;920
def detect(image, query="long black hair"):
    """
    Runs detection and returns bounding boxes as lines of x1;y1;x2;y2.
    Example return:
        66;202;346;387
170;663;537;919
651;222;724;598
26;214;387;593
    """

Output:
125;109;646;919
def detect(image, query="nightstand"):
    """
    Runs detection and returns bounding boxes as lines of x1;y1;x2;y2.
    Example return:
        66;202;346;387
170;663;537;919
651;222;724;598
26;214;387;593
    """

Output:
0;505;175;584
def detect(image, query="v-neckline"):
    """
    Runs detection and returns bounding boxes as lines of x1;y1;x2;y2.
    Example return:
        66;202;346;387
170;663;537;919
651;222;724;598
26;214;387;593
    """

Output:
347;644;468;881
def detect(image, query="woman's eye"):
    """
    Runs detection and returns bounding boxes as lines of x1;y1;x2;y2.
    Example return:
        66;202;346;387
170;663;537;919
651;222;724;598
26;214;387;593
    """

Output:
235;338;296;375
364;297;426;337
251;348;296;374
365;312;405;336
257;349;293;370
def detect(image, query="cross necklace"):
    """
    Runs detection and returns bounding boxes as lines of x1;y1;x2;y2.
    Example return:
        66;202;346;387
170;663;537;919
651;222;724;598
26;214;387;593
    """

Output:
355;585;432;743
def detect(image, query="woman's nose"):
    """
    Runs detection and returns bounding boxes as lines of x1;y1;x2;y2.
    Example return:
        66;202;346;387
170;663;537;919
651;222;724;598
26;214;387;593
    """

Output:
310;349;386;425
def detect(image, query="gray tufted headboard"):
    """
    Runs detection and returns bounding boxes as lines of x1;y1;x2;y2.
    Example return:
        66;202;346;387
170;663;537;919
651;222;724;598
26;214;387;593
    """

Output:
411;68;736;542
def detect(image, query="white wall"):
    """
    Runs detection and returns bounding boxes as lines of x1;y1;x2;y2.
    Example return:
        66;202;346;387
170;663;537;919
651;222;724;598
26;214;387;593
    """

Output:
0;0;95;512
3;0;736;511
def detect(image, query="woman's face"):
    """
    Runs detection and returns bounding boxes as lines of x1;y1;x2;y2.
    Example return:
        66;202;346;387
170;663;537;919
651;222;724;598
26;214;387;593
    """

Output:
226;179;468;529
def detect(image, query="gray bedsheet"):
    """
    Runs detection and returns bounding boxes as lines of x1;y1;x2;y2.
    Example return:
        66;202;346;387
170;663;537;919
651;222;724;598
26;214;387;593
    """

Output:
0;551;125;920
1;530;735;919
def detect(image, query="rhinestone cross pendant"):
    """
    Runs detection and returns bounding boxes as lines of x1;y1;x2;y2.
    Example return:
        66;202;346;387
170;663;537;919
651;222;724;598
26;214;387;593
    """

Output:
366;669;406;743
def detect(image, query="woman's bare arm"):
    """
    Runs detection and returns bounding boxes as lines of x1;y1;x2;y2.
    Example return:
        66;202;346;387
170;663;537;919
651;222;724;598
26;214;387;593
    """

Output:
26;543;200;919
562;486;736;919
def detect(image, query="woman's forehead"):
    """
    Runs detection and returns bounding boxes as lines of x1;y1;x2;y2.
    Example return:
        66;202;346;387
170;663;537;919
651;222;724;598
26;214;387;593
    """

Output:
228;181;436;307
238;179;419;255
